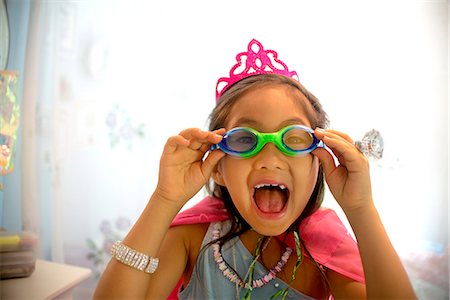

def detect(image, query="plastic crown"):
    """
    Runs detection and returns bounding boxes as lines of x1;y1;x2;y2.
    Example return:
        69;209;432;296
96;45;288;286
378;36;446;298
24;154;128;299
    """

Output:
215;39;299;102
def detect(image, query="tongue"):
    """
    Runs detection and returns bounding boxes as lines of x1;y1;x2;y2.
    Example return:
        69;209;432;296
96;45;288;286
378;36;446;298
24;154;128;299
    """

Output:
254;188;286;213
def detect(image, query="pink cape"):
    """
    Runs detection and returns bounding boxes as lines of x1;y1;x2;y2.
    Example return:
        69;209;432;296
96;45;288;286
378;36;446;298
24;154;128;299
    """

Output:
168;196;365;298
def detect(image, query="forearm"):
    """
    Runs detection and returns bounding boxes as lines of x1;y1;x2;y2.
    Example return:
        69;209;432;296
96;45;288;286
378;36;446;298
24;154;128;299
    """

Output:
93;193;183;299
345;203;416;299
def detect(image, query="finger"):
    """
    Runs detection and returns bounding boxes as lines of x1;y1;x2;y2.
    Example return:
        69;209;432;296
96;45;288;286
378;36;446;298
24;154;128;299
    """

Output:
324;137;358;166
190;130;224;153
165;128;225;156
323;143;347;166
314;128;354;144
212;128;226;136
327;129;354;144
179;127;201;139
179;128;223;141
319;137;369;176
314;129;354;163
201;148;226;177
179;128;204;151
204;128;226;151
163;135;190;155
192;128;225;143
315;129;360;163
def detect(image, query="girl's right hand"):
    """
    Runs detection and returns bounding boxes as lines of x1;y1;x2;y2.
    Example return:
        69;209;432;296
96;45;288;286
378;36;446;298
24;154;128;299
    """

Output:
154;128;226;208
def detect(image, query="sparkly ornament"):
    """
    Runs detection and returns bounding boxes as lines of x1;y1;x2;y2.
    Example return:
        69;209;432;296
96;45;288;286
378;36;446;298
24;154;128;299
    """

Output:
354;129;384;160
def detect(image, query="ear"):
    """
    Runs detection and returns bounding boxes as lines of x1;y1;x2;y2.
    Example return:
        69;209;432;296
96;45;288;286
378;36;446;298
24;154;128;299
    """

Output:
211;163;226;186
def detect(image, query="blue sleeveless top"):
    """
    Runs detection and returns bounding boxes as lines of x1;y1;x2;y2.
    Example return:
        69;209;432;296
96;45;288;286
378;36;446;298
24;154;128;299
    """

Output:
178;221;316;300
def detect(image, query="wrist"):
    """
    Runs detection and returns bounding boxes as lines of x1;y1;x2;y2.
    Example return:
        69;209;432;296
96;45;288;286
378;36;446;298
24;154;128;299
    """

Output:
342;199;377;220
150;190;187;214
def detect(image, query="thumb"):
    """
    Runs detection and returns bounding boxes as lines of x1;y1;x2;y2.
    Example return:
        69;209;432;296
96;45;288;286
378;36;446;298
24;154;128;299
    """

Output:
312;148;336;179
201;150;226;179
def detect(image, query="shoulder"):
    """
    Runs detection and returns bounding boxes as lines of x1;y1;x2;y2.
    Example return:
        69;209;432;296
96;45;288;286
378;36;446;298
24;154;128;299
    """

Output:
325;268;366;298
168;222;211;247
168;222;211;253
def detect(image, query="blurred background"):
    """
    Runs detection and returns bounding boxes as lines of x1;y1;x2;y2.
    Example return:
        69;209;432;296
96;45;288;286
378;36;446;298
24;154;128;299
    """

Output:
1;0;448;298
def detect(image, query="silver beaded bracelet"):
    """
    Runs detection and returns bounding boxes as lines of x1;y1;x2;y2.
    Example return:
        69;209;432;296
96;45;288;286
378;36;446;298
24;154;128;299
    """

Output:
110;241;159;274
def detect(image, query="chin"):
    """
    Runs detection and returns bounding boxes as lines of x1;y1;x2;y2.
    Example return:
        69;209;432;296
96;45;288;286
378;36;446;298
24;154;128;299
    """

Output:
249;216;298;237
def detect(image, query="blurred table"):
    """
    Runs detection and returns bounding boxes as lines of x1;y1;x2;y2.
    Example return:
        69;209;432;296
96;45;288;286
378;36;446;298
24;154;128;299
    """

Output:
0;259;92;299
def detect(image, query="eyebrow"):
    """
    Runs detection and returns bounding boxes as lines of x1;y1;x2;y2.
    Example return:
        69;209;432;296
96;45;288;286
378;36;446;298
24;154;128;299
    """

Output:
233;117;310;129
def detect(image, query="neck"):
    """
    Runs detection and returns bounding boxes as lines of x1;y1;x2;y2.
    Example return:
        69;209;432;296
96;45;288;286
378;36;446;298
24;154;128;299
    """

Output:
239;229;285;261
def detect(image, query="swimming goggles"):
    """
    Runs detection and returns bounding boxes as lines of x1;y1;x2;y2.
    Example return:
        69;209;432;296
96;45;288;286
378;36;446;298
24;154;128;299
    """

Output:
210;125;324;158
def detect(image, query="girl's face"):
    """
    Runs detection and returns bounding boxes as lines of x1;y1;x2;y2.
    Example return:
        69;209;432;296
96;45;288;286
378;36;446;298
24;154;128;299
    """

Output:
214;85;319;236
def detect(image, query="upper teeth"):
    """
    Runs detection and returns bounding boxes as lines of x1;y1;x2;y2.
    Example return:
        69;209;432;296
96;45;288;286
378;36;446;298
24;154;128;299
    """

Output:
254;183;287;190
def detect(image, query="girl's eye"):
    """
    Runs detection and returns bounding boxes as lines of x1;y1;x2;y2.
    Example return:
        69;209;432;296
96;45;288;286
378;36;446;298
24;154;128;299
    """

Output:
236;136;255;144
285;136;305;144
283;130;313;150
226;131;256;152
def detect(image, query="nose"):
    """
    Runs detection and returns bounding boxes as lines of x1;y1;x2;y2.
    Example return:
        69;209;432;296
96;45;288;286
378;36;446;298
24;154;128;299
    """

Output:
253;142;287;170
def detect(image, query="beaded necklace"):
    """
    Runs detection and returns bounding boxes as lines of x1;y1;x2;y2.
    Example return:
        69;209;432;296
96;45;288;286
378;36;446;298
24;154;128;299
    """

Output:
211;222;292;289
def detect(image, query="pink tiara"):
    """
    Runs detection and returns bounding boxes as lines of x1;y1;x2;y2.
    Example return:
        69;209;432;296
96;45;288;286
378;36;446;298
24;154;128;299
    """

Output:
215;39;299;102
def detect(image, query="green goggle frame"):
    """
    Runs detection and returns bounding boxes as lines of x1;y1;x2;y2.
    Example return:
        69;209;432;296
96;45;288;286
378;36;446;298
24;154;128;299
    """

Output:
210;125;323;158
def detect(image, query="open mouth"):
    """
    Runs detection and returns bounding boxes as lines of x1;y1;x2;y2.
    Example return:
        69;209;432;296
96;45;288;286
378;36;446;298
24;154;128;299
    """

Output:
253;183;290;214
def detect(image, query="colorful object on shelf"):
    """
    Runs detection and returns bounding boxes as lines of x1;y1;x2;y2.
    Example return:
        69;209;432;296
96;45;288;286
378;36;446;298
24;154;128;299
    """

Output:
0;230;38;279
0;71;19;175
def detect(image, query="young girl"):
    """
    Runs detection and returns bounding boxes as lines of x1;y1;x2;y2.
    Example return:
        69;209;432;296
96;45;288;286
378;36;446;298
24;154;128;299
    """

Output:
94;39;416;299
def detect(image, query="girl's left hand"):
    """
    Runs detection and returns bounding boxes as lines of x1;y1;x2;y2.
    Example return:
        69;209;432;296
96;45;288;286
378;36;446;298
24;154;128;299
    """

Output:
312;128;374;213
